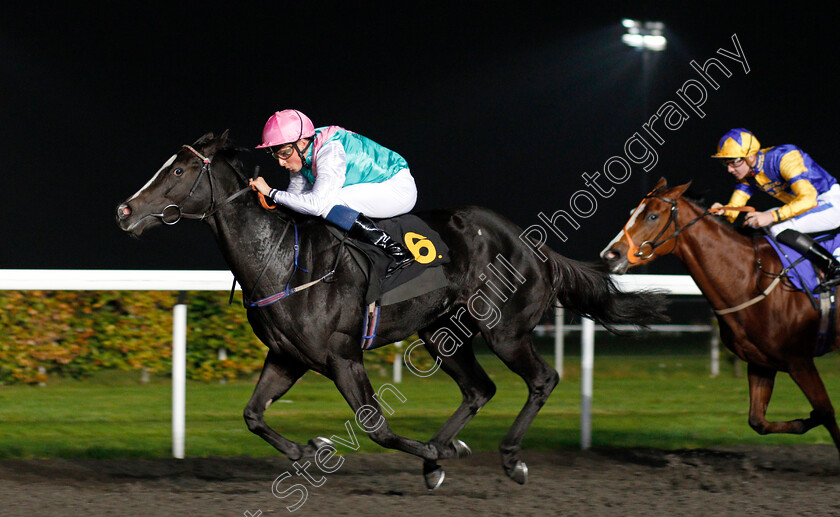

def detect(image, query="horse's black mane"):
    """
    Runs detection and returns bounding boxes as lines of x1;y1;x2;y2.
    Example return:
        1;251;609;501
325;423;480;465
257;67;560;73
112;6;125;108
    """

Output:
195;131;318;226
192;131;252;184
198;131;248;158
682;187;708;208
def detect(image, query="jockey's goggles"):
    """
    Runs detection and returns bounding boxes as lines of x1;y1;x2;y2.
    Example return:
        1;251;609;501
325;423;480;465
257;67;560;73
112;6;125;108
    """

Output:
267;143;296;160
719;157;744;168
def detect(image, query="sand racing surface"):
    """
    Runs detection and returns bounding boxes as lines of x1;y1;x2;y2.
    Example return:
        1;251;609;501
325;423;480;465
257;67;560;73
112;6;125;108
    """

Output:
2;445;839;516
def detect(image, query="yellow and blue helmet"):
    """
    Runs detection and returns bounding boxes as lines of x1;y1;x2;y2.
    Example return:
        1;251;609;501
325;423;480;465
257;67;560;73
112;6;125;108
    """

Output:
712;128;761;159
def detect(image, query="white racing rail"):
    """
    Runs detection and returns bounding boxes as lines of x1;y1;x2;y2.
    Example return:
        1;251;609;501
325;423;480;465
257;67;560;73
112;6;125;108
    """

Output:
1;269;237;459
0;270;706;455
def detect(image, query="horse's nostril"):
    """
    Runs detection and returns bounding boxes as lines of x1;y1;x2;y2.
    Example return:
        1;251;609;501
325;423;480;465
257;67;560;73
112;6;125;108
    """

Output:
118;204;131;218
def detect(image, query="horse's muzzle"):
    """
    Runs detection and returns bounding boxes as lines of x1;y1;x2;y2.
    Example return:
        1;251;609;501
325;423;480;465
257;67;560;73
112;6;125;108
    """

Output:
600;246;630;274
116;202;149;235
116;203;132;229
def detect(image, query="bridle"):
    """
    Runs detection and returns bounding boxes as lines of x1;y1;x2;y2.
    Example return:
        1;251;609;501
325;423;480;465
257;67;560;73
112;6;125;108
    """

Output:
621;187;787;315
149;144;252;225
621;187;699;263
137;141;341;308
627;187;761;262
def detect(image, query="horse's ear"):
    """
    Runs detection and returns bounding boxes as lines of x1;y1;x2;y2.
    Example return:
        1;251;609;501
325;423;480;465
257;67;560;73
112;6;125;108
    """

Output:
194;132;215;146
194;130;234;156
653;177;668;192
670;180;693;199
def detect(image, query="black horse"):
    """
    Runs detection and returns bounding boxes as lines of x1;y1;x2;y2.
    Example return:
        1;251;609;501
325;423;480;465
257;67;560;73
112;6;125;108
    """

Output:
116;131;667;488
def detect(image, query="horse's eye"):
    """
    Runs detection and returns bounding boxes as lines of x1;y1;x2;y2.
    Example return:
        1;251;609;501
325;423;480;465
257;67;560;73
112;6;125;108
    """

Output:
648;214;658;221
173;168;184;177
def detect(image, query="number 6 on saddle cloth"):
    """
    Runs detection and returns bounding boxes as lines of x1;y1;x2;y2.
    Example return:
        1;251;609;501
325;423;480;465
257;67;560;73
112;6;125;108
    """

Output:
326;213;451;304
325;213;452;350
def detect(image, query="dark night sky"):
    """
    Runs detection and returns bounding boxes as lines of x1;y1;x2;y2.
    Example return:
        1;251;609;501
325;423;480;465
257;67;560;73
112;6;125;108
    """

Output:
2;3;837;274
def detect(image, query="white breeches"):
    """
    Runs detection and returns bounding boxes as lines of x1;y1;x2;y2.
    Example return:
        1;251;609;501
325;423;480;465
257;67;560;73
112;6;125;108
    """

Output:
770;184;840;236
332;168;417;219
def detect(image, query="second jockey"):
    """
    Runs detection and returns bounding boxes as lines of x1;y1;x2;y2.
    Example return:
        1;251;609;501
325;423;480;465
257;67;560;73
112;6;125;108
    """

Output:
710;128;840;288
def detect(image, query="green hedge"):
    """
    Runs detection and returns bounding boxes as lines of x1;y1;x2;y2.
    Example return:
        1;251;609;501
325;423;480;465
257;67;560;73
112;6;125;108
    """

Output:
0;291;408;385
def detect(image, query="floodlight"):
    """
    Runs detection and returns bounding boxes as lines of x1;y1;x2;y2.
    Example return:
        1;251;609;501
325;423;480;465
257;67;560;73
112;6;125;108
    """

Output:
621;19;667;51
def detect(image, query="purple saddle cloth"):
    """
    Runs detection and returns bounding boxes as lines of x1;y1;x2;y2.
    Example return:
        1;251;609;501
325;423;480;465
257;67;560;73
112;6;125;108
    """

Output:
765;233;840;294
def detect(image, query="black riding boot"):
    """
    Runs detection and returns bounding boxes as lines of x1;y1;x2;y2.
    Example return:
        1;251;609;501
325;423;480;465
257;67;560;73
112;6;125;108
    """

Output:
349;214;415;275
776;229;840;288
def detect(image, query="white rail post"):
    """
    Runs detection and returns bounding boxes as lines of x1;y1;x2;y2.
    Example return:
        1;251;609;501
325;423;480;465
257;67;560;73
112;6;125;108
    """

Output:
172;292;187;459
710;327;720;378
554;306;564;379
580;317;595;450
393;341;403;383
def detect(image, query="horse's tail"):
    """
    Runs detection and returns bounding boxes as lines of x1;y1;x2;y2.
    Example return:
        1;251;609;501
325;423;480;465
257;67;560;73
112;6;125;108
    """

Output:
549;254;668;333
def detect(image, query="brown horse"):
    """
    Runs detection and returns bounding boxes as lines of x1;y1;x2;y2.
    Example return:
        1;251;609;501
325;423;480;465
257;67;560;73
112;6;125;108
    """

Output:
600;177;840;458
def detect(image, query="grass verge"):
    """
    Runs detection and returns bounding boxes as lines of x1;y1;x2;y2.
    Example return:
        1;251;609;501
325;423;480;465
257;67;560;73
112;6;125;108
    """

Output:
2;352;839;459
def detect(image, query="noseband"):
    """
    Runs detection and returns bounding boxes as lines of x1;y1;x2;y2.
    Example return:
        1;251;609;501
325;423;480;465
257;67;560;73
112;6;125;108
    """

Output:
150;144;252;225
624;187;711;262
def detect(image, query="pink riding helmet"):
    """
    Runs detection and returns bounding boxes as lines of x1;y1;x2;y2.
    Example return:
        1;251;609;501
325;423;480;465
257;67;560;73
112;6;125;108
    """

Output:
256;109;316;148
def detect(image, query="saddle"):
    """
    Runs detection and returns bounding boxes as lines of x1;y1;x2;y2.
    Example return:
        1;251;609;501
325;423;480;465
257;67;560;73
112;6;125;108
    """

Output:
325;214;451;350
766;230;840;294
765;230;840;356
327;213;451;306
247;197;451;349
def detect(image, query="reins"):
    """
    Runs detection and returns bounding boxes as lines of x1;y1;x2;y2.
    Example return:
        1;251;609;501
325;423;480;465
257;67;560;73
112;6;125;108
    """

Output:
620;189;700;263
241;224;343;308
152;143;341;308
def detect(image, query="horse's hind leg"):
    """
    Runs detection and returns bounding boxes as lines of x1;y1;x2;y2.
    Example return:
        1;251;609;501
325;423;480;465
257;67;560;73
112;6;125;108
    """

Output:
787;359;840;457
243;351;326;460
421;325;496;448
417;325;497;487
487;334;559;484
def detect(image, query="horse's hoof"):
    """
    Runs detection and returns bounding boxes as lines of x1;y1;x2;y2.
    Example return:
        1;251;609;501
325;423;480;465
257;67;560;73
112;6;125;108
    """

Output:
423;463;446;490
453;439;472;458
300;436;334;457
504;460;528;485
309;436;335;450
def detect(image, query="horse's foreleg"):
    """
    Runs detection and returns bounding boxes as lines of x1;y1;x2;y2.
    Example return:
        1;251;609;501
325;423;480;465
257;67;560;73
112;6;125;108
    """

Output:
330;357;437;458
747;363;778;434
243;351;316;461
747;362;818;436
787;359;840;458
329;356;448;488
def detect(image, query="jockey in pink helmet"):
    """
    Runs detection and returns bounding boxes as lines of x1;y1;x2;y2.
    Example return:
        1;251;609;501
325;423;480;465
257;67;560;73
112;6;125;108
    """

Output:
250;109;417;274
